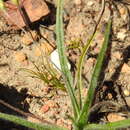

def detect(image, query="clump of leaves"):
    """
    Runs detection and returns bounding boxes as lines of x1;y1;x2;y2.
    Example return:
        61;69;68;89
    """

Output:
67;38;83;50
21;56;66;91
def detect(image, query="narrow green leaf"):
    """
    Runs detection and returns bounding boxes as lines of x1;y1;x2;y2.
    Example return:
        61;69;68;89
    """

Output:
75;0;105;109
77;18;112;128
0;112;67;130
84;118;130;130
76;31;96;108
56;0;80;118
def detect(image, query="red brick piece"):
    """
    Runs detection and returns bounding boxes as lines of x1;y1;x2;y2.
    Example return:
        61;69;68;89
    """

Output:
1;0;50;29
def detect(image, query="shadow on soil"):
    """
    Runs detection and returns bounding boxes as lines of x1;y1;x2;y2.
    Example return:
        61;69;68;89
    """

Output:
0;83;33;130
89;39;130;123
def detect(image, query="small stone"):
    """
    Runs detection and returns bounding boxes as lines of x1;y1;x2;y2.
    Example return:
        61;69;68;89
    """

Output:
47;100;56;108
34;43;54;56
121;63;130;73
113;52;121;60
14;52;27;62
107;93;113;99
42;98;48;102
123;89;130;96
87;1;94;6
74;0;82;5
119;7;126;15
117;29;127;41
21;31;38;45
107;113;126;122
40;104;50;113
109;68;113;73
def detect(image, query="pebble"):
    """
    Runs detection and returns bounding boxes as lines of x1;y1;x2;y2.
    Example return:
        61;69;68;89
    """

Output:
123;89;130;96
119;7;127;20
107;113;126;122
34;43;53;56
47;100;56;108
14;51;27;62
107;93;113;99
74;0;82;5
40;104;50;113
117;29;127;41
121;63;130;73
21;31;38;45
87;1;94;6
119;7;126;15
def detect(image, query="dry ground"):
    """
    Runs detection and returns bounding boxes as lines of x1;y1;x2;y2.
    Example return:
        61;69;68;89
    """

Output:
0;0;130;129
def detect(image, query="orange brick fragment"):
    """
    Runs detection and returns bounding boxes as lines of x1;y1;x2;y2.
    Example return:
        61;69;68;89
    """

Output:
1;0;50;29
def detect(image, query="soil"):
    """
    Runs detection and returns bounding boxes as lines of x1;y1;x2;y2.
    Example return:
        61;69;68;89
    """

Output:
0;0;130;130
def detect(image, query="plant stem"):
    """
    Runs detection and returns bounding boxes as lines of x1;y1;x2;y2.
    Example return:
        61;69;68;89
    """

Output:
56;0;80;118
75;0;105;110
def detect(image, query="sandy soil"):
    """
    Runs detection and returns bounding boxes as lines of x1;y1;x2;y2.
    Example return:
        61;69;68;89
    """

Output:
0;0;130;129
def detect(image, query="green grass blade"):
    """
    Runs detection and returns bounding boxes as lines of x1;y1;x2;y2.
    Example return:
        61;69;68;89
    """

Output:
76;0;105;109
0;112;67;130
76;30;96;109
20;68;40;76
56;0;80;118
77;18;112;128
84;118;130;130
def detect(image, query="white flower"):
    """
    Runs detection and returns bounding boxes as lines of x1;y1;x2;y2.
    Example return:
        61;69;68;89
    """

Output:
50;49;70;71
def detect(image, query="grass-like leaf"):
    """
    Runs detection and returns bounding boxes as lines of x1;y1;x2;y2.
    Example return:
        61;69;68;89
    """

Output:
56;0;80;118
76;0;105;109
76;30;96;108
84;118;130;130
76;18;112;129
20;66;66;91
0;112;67;130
